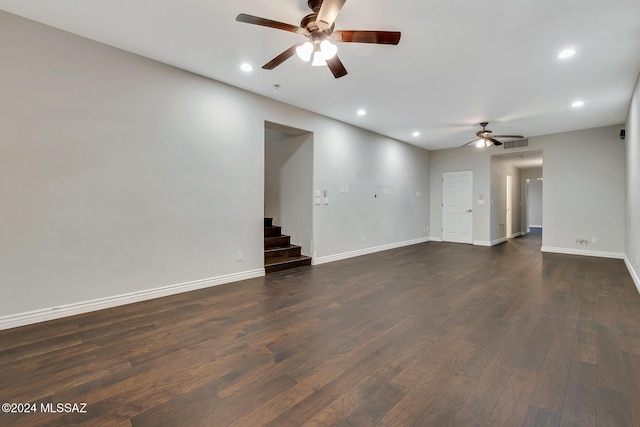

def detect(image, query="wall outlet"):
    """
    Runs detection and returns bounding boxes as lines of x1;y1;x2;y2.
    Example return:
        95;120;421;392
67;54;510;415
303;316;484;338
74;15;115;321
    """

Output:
591;237;597;244
237;251;243;261
362;236;366;242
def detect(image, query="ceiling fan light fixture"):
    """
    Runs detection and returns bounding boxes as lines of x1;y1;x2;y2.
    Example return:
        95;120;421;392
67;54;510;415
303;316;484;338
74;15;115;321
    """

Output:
319;40;338;60
558;48;576;59
296;41;314;62
475;139;486;148
311;52;327;66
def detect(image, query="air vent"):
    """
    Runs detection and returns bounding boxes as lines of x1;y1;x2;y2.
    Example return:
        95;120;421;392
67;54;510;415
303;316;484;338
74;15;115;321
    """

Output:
504;139;529;149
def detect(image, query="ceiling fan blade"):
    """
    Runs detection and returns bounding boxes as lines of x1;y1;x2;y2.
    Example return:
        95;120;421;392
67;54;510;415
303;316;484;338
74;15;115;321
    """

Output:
326;55;348;78
332;30;401;45
262;43;303;70
492;134;525;139
316;0;347;30
236;13;304;34
461;139;479;147
487;137;503;146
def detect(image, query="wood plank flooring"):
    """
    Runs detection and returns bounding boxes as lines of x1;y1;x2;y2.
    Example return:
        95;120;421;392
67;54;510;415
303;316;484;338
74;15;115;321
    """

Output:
1;233;640;426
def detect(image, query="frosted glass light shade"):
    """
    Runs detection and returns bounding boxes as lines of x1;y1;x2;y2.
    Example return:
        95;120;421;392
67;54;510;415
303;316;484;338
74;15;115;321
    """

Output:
319;40;337;60
296;42;313;62
312;53;327;66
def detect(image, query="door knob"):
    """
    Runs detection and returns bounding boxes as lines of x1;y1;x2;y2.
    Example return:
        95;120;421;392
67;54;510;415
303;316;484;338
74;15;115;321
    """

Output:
467;209;473;212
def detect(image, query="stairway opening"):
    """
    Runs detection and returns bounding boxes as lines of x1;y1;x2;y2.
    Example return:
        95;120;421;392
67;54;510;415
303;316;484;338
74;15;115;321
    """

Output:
264;217;312;273
264;121;313;273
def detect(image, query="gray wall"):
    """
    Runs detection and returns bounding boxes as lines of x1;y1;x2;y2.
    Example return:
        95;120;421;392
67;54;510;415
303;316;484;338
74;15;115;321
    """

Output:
0;11;430;324
429;148;491;244
429;126;626;256
313;127;430;261
626;72;640;290
535;126;625;256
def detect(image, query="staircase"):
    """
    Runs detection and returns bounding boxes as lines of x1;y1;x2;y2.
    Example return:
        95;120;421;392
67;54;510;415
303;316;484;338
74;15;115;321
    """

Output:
264;218;312;273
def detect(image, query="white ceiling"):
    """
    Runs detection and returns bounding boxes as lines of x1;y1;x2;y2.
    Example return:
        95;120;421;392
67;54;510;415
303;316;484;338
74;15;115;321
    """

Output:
1;0;639;150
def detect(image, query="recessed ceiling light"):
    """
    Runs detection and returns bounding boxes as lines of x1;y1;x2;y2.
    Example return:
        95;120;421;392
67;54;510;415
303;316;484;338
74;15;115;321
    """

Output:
558;48;576;59
240;63;253;72
357;109;367;116
412;131;420;137
571;100;585;108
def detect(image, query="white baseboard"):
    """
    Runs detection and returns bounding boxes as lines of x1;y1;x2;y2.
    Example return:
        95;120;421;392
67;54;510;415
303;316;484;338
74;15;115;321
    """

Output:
529;225;543;228
0;269;265;331
473;240;491;246
624;255;640;295
511;232;525;238
541;246;624;259
429;236;442;242
313;237;430;266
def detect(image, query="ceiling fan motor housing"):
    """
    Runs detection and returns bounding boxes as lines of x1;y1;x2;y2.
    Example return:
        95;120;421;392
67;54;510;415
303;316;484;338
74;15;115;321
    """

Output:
308;0;323;12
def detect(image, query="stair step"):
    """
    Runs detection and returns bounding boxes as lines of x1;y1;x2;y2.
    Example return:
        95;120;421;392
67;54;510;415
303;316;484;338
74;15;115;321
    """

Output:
265;255;312;274
264;217;273;227
264;225;282;238
264;245;302;261
264;235;290;249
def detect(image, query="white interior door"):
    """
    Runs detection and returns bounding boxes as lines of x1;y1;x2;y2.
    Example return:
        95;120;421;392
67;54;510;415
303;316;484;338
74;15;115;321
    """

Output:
442;171;473;244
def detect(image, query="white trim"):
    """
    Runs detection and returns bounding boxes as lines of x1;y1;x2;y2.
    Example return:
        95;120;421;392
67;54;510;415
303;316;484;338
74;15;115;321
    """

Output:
624;255;640;295
313;238;430;266
429;236;443;242
473;240;492;247
0;269;265;331
541;246;624;259
511;232;525;238
491;237;508;246
529;224;543;228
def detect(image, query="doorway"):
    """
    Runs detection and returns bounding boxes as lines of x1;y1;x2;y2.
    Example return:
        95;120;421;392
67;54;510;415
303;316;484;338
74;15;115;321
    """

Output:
264;122;313;258
442;171;473;244
526;176;543;234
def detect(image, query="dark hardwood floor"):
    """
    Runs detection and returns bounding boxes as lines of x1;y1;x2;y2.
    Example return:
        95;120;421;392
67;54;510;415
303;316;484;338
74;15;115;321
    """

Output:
1;233;640;426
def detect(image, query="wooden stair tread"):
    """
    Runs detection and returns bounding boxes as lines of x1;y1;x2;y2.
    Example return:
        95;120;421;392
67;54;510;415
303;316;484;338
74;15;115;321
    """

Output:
265;244;300;253
265;255;312;273
265;255;312;266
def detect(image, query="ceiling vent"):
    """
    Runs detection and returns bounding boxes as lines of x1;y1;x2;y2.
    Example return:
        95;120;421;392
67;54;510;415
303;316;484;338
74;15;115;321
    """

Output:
504;139;529;149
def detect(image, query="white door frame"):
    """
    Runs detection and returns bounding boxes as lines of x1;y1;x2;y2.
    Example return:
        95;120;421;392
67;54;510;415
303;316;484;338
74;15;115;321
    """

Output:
506;174;512;238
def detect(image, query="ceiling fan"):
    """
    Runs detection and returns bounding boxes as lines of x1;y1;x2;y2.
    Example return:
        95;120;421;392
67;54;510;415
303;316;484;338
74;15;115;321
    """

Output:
236;0;401;78
462;122;525;148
